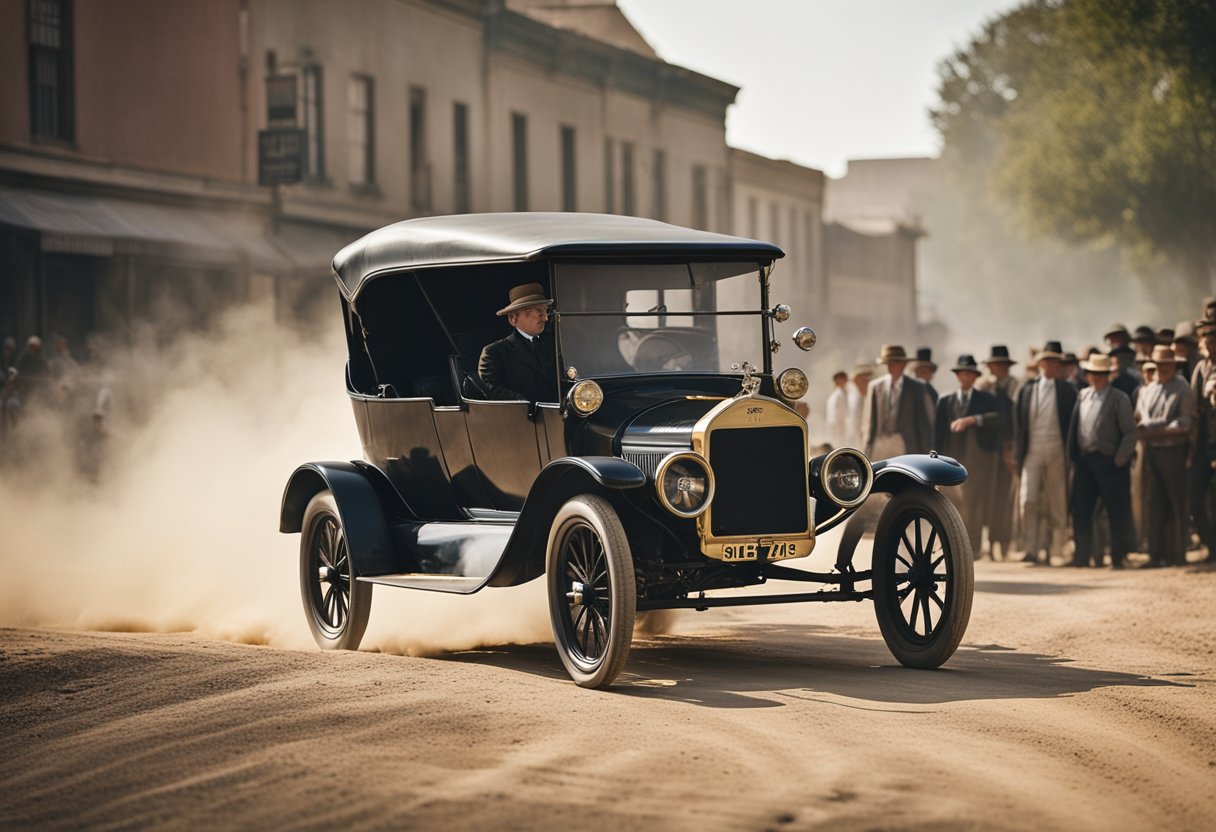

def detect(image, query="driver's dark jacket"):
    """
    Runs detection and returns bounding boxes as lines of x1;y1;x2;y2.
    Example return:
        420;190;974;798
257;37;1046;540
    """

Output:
478;330;558;402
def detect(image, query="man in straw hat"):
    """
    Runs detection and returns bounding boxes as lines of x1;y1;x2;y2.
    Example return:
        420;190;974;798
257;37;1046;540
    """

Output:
1135;345;1196;567
979;345;1020;559
478;282;558;403
1013;340;1077;565
1189;320;1216;563
1066;353;1137;568
935;355;1002;556
862;344;935;460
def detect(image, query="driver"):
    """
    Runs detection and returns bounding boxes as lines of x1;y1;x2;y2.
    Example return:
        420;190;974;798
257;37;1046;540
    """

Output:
478;282;559;402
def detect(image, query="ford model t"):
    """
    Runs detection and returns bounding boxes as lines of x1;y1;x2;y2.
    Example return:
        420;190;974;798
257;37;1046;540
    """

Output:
280;213;973;688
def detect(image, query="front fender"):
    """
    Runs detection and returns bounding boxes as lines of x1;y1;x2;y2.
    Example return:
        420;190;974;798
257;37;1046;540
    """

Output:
279;461;404;577
871;453;967;493
487;456;645;588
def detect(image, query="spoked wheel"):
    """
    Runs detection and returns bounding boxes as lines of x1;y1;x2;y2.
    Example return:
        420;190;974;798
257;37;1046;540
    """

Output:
546;495;636;689
300;490;372;650
872;487;973;668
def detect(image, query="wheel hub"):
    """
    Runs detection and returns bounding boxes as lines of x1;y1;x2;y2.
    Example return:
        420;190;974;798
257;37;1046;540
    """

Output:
567;581;586;606
318;565;338;584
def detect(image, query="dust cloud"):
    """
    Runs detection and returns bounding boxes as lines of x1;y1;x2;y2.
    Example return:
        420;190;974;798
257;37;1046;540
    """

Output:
0;301;552;656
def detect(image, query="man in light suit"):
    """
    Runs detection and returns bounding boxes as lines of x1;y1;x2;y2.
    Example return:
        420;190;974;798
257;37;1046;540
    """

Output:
1014;340;1078;565
862;343;935;459
935;355;1002;555
1066;353;1137;568
1136;345;1196;567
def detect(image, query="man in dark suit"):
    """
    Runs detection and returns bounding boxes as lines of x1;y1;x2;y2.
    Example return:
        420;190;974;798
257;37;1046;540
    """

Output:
1067;353;1137;568
862;343;935;459
478;283;559;402
935;355;1002;555
912;347;940;405
1190;321;1216;563
1014;340;1078;565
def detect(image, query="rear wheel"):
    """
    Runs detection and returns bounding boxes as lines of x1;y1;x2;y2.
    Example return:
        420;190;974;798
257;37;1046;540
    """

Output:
546;495;636;689
300;491;372;650
872;487;973;668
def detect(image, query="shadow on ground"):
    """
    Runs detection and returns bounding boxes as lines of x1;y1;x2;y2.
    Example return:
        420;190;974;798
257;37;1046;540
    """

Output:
442;624;1186;709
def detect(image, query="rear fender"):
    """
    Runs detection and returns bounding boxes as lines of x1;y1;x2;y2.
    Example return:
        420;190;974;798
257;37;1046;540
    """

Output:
487;456;645;587
279;461;406;576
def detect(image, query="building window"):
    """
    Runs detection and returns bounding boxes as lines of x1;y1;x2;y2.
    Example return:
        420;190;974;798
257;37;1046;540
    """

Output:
692;165;708;230
511;112;528;211
560;125;577;212
347;75;375;188
28;0;74;142
788;205;799;264
604;138;615;213
652;149;666;221
621;142;635;215
747;197;758;238
453;101;470;213
770;203;780;244
302;64;325;179
409;86;429;211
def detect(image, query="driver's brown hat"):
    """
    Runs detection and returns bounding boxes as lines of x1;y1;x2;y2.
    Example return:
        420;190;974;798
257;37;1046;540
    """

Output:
497;283;552;316
876;344;909;364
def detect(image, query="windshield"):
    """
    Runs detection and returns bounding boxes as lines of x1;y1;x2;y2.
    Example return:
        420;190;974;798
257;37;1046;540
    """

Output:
555;262;765;376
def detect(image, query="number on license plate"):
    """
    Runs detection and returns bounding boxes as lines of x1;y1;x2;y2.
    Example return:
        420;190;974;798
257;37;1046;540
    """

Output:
722;541;798;561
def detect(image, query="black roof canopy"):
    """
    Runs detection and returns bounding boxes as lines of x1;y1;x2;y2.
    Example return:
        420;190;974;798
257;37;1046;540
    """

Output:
331;213;784;301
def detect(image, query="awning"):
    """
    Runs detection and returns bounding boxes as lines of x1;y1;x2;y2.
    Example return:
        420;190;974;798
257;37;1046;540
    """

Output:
0;185;289;270
269;220;363;274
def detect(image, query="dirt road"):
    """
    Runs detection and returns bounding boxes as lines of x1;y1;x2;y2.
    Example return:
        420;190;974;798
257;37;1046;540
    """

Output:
2;558;1214;831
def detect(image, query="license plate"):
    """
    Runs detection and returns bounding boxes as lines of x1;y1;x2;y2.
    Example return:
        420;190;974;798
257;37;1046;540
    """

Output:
721;540;800;561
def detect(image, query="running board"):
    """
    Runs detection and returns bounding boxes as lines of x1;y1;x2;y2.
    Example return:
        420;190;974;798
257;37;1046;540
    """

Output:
358;574;489;594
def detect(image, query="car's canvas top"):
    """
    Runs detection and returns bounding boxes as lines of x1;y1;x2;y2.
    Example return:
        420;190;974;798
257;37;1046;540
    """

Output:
331;212;784;301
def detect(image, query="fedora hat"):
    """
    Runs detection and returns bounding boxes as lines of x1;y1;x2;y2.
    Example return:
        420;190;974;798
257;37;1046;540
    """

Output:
1196;319;1216;337
1148;344;1178;365
1108;343;1136;358
984;344;1017;365
1104;323;1130;340
1173;320;1197;346
876;344;909;364
1131;325;1156;344
952;354;981;374
1038;340;1065;361
1156;327;1175;345
496;283;552;316
913;347;936;370
1081;353;1113;374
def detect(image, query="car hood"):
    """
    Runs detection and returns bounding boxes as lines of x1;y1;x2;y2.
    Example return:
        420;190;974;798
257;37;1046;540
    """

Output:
617;396;723;453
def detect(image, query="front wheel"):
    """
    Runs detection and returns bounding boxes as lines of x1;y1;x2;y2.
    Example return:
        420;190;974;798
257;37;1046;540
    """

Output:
300;490;372;650
546;495;636;689
872;487;973;668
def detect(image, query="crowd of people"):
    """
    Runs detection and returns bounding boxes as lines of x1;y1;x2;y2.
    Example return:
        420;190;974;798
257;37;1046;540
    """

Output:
822;299;1216;569
1;332;111;479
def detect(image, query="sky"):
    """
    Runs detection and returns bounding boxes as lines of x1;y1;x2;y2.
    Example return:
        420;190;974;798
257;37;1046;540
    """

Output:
616;0;1023;178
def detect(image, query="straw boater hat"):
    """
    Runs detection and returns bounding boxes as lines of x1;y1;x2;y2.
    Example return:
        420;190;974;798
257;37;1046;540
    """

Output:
1148;345;1178;365
913;347;936;371
876;344;909;364
984;344;1017;365
496;283;552;316
1037;340;1065;361
1081;353;1113;374
853;361;876;377
952;354;981;374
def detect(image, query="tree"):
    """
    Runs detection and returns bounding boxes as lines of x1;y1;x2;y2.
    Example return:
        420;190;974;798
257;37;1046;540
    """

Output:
934;0;1216;293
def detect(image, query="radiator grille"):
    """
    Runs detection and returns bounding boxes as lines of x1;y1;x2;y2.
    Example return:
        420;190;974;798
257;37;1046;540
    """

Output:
709;425;807;537
622;450;668;480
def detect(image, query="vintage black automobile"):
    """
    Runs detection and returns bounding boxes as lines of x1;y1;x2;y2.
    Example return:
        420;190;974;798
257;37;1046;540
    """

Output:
280;213;973;688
